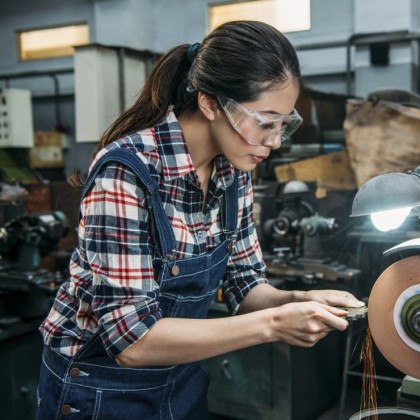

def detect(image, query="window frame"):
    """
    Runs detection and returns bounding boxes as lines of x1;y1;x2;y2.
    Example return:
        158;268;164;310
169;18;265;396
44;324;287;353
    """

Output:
208;0;311;34
17;22;90;61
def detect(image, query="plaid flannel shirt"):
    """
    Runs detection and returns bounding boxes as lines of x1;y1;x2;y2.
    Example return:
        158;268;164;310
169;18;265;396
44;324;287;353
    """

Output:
40;110;268;358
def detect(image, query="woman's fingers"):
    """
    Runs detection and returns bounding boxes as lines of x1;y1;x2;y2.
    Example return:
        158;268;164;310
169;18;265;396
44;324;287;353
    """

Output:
270;301;350;347
311;290;365;308
315;304;349;331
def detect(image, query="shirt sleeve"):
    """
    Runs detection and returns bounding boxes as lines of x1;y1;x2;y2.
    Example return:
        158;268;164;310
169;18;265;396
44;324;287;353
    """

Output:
222;172;269;315
79;162;162;358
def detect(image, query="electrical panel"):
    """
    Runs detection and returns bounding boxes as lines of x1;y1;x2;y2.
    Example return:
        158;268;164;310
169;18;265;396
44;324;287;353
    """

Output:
0;88;34;148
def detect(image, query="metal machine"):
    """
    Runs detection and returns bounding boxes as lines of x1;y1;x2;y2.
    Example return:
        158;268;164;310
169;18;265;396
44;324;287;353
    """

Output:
0;184;71;420
368;241;420;412
257;180;360;285
0;211;69;294
347;168;420;417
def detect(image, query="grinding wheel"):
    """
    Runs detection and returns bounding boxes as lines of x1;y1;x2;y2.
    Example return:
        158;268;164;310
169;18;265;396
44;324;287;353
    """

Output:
368;255;420;379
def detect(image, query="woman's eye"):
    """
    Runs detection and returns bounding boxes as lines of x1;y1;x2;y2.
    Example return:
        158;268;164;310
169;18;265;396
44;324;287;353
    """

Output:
260;122;276;130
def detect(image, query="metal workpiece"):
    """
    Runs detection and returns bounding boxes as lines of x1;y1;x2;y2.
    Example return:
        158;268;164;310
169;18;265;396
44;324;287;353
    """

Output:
337;305;368;321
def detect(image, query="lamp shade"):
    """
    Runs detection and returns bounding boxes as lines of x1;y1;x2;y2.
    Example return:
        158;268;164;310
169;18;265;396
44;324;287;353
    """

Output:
351;167;420;217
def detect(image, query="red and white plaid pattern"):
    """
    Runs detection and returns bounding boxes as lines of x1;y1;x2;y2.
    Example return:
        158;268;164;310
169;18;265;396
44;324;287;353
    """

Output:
41;110;268;358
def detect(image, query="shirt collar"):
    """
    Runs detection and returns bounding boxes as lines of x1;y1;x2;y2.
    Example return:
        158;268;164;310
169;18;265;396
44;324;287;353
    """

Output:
155;110;235;188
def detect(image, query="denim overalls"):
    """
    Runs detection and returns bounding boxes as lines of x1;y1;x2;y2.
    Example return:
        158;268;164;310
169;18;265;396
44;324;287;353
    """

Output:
37;150;239;419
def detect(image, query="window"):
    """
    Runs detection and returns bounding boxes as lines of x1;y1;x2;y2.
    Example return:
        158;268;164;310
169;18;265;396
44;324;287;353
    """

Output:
209;0;311;33
18;24;89;61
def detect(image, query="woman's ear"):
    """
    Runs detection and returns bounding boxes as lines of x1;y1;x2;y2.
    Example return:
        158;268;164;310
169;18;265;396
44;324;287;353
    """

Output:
197;92;218;121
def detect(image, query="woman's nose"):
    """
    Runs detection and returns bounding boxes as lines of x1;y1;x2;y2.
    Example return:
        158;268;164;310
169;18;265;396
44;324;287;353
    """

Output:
262;133;282;150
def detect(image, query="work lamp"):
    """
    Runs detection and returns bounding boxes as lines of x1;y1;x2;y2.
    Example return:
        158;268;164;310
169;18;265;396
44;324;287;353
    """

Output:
350;165;420;381
351;166;420;231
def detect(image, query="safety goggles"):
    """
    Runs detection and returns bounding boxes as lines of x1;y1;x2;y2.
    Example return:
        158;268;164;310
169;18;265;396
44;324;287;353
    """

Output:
218;97;303;147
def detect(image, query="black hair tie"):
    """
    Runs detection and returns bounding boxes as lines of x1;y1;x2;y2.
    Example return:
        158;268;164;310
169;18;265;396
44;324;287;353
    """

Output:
187;43;201;62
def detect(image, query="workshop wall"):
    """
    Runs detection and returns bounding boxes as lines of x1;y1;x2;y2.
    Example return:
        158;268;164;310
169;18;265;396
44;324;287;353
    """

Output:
1;0;420;176
0;0;92;83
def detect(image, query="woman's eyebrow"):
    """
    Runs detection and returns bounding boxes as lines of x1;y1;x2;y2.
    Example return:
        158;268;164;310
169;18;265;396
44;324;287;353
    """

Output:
259;109;294;116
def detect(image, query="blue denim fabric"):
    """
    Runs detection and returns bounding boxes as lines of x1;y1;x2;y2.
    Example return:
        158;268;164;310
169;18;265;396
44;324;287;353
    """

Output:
37;346;211;419
36;150;238;419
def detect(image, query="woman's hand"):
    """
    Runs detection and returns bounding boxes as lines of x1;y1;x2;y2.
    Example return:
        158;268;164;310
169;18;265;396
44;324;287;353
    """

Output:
300;289;365;308
268;301;349;347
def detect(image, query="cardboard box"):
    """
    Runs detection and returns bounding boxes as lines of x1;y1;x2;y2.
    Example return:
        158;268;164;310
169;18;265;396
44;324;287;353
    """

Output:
274;150;357;198
30;131;64;168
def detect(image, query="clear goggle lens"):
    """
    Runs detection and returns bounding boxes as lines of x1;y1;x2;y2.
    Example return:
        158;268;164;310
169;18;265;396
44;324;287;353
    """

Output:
218;97;303;147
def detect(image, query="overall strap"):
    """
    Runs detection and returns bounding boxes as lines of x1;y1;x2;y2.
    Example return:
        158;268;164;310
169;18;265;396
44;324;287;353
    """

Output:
221;170;239;235
79;149;176;258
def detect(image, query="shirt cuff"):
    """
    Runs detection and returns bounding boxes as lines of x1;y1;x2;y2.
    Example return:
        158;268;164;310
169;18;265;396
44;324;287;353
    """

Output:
93;286;162;358
222;274;268;315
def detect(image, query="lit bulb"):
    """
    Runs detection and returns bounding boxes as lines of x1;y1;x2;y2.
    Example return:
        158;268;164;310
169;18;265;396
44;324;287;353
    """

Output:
370;207;412;232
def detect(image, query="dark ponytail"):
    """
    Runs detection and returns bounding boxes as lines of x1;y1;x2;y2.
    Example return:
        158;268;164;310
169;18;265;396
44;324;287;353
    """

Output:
69;20;301;186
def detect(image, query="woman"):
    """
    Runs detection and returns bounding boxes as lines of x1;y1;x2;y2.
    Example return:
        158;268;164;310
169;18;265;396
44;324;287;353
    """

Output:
37;20;364;419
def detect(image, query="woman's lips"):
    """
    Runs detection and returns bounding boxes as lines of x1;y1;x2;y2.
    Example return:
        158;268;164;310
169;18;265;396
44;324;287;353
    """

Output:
250;155;267;164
